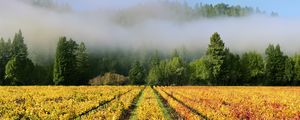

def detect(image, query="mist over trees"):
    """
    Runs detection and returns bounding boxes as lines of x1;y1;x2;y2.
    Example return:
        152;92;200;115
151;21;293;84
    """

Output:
1;1;297;86
20;0;71;12
20;0;277;24
53;37;89;85
1;30;300;86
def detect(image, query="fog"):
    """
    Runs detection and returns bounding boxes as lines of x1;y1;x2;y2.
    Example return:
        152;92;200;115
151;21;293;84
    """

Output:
0;0;300;58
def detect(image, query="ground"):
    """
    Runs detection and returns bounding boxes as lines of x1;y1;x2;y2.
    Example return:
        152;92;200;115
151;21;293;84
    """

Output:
0;86;300;120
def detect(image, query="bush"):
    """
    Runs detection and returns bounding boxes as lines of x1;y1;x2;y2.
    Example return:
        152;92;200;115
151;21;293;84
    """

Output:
89;72;129;85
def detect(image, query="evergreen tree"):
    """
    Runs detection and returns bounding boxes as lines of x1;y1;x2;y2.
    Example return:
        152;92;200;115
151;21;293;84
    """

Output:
31;64;53;85
129;61;145;85
240;51;264;85
219;48;241;85
53;37;78;85
11;30;28;59
147;51;161;85
5;30;34;85
76;42;89;85
265;44;287;85
4;30;34;85
206;32;225;85
53;37;67;85
0;38;12;85
5;57;34;85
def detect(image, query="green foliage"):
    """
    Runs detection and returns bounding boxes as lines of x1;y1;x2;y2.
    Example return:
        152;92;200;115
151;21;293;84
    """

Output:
0;38;12;85
116;2;273;26
4;30;34;85
129;61;145;85
166;2;271;19
197;3;256;17
219;48;241;85
11;30;28;59
4;58;18;85
164;55;187;85
206;32;225;84
5;57;34;85
53;37;78;85
147;66;161;85
292;55;300;85
31;64;53;85
147;52;161;85
3;30;300;86
284;57;295;84
188;56;212;85
240;51;264;85
265;44;287;85
76;42;89;85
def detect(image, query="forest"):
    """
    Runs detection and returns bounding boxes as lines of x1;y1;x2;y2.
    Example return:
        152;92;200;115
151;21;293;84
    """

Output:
1;1;295;86
1;30;299;86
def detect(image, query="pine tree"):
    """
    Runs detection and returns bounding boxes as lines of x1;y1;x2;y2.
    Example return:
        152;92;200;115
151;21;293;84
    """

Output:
11;30;28;59
53;37;78;85
265;44;287;85
219;48;241;85
129;61;145;85
76;42;89;85
53;37;66;85
5;30;34;85
206;32;225;85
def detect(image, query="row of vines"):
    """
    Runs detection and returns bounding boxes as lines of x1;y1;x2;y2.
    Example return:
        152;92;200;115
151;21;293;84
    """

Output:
156;86;300;120
1;86;300;120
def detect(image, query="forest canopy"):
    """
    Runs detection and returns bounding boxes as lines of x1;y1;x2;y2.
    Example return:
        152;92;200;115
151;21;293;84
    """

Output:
1;30;299;86
1;1;297;86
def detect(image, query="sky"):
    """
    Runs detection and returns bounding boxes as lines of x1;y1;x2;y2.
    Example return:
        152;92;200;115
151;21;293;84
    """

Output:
60;0;300;17
2;0;300;60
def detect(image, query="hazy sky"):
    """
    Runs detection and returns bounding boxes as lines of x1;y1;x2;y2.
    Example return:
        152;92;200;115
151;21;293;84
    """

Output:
1;0;300;59
60;0;300;17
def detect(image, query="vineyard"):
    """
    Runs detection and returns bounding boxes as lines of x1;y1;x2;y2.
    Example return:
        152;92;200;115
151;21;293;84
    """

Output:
0;86;300;120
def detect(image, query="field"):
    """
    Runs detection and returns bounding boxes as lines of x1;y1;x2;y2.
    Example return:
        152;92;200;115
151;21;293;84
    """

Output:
0;86;300;120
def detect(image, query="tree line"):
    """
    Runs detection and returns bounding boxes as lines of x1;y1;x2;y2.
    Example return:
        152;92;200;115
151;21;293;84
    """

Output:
165;1;272;18
1;31;299;86
144;33;300;86
26;0;270;17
